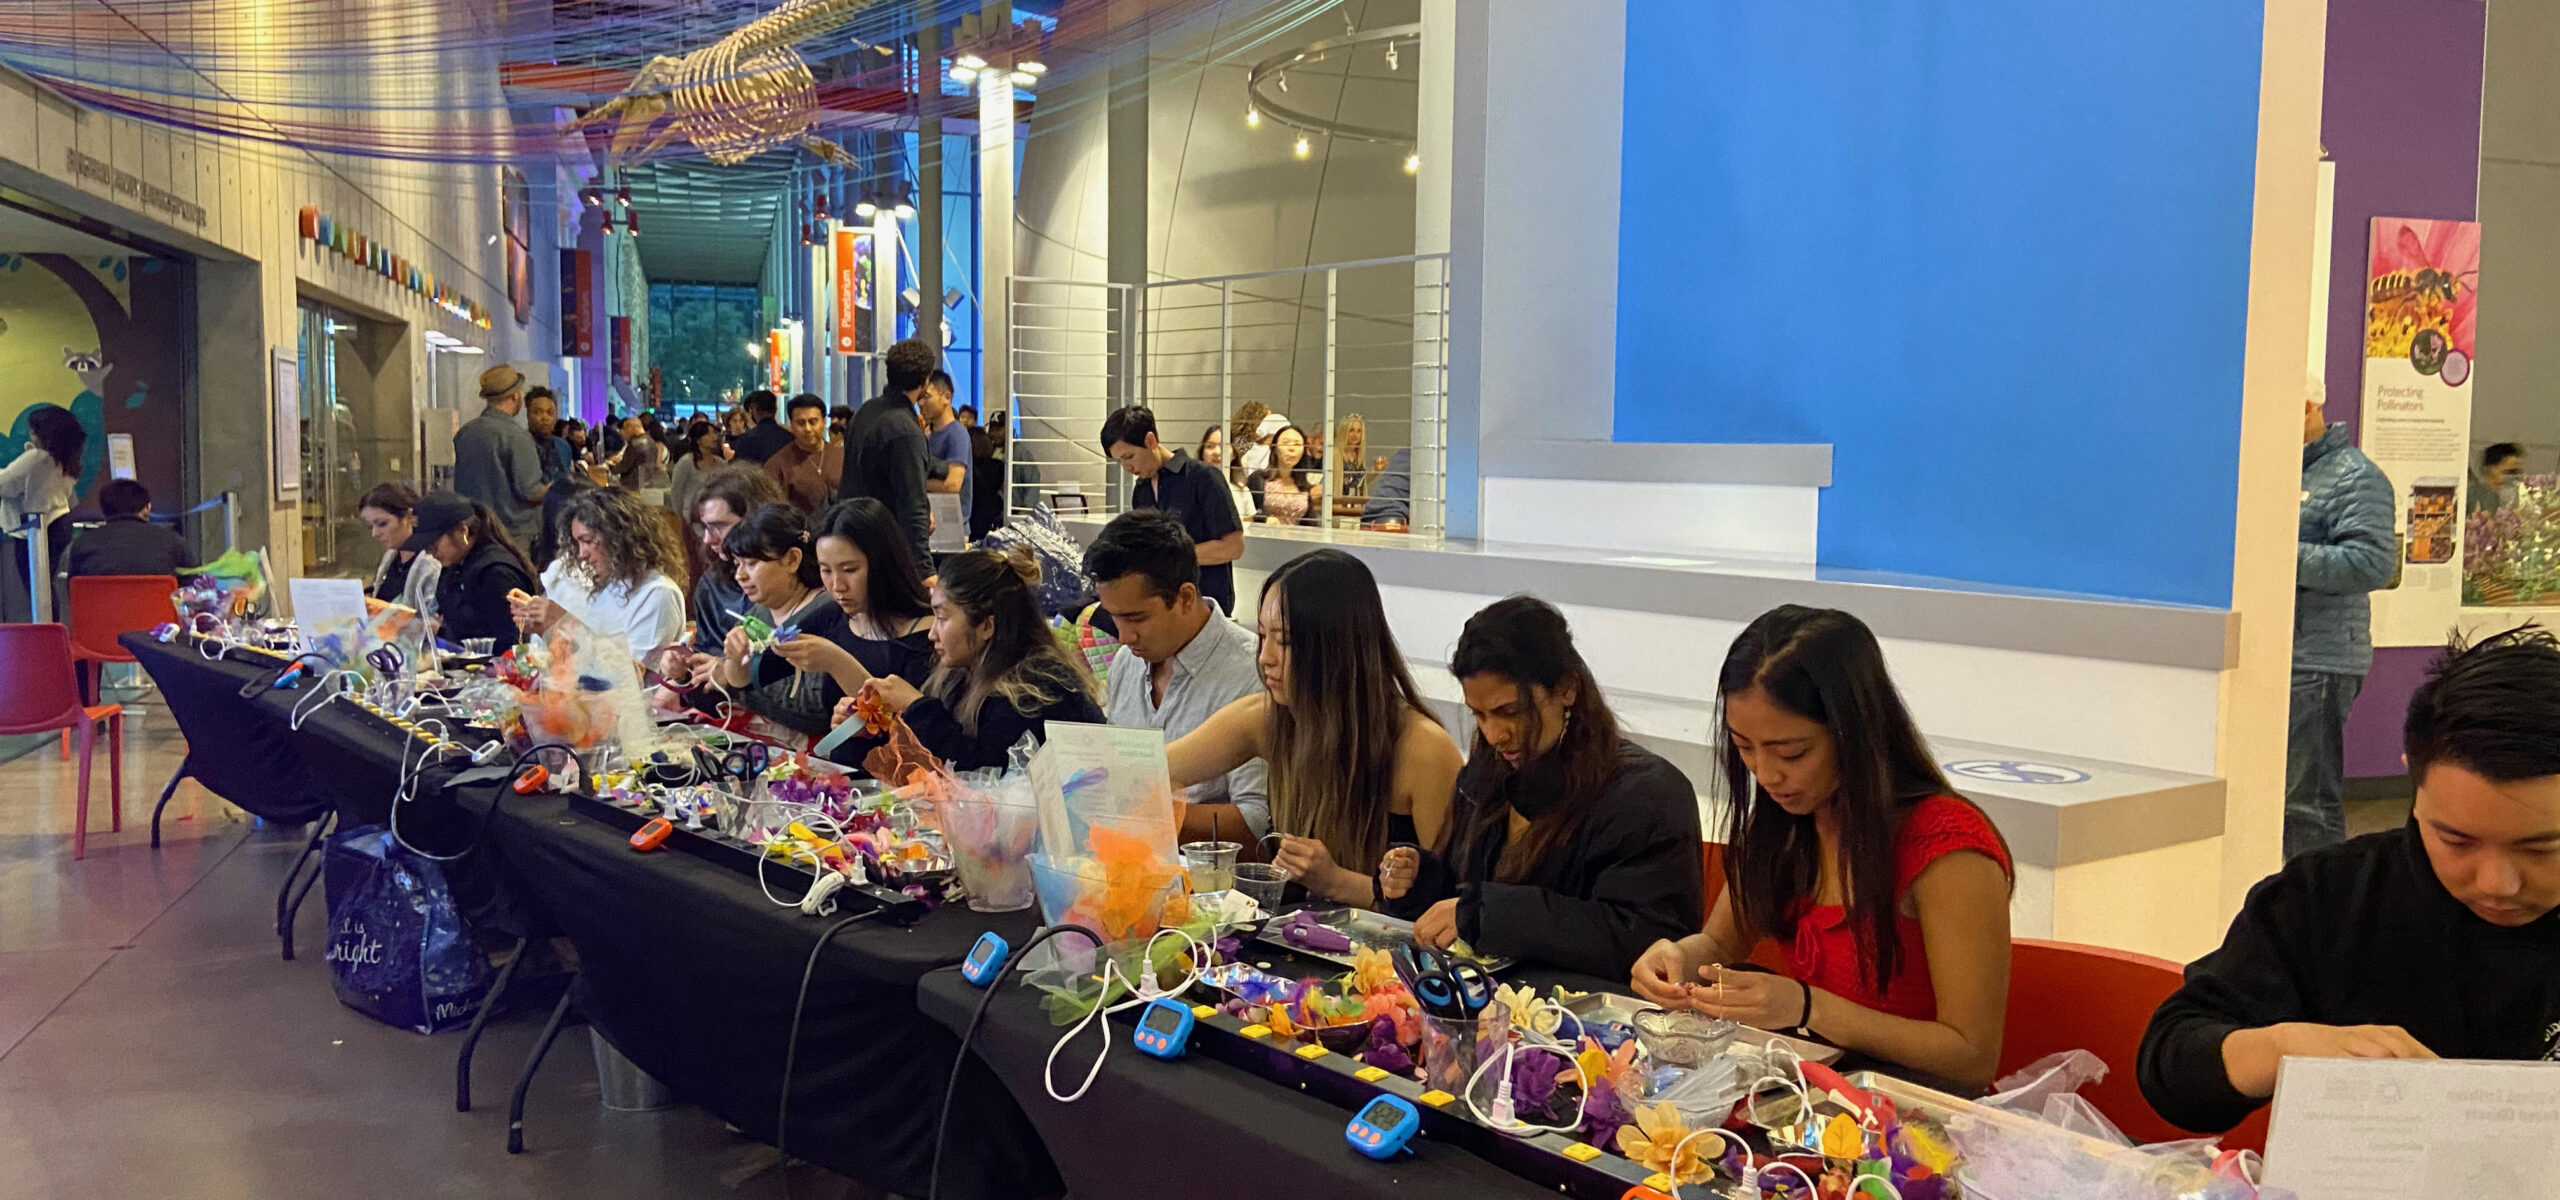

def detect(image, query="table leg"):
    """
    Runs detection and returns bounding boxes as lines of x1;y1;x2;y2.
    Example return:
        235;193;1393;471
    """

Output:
149;764;190;849
508;985;579;1154
275;814;334;961
457;936;531;1113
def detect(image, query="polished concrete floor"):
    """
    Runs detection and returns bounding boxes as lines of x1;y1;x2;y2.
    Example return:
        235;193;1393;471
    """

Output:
0;698;874;1200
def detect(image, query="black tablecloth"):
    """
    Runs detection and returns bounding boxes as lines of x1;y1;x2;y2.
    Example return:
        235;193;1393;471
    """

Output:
122;633;337;825
916;956;1588;1200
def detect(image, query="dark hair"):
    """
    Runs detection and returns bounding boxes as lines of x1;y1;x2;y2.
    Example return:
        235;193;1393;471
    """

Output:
814;497;933;626
1262;550;1440;873
524;385;556;405
461;499;536;578
1450;597;1622;884
641;412;666;440
26;404;83;474
2483;442;2526;468
2406;625;2560;785
928;369;954;392
1197;425;1223;462
683;419;722;463
1083;509;1199;602
929;545;1099;731
559;485;688;592
723;503;820;589
744;390;779;418
829;405;854;424
1267;424;1316;491
691;465;789;556
786;392;826;420
1717;605;1980;992
98;477;151;518
1100;406;1158;454
359;481;420;519
886;339;938;394
957;404;978;421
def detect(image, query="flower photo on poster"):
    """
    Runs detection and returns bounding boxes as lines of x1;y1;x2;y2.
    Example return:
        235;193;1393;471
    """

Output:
2359;216;2480;648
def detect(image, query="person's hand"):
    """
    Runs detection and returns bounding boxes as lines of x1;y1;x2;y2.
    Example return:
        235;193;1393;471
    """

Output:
508;591;566;635
771;632;855;678
1413;898;1461;950
684;655;720;688
1688;965;1812;1033
830;695;859;729
1272;834;1344;899
865;674;924;715
722;625;752;665
2223;1022;2438;1099
1630;939;1701;1009
1378;846;1420;900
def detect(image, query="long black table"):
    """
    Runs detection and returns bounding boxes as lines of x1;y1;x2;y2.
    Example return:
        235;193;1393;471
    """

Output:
127;636;1062;1199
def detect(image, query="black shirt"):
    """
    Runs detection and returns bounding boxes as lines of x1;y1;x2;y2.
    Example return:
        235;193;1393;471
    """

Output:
824;657;1104;774
2137;821;2560;1134
838;390;934;567
1132;454;1243;613
433;539;537;649
731;418;794;465
65;515;190;579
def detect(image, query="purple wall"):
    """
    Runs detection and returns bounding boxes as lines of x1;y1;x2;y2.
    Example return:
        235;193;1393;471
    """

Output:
2320;0;2486;779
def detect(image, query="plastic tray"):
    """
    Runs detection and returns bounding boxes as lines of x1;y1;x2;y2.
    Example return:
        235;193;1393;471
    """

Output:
1252;905;1518;973
1562;990;1845;1066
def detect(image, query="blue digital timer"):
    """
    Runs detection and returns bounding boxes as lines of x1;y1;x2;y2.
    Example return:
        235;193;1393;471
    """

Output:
1345;1093;1421;1160
961;932;1010;987
1131;997;1195;1059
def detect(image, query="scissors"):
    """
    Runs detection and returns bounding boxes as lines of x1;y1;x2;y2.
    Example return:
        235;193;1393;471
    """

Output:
689;739;776;789
365;643;405;678
1392;942;1494;1020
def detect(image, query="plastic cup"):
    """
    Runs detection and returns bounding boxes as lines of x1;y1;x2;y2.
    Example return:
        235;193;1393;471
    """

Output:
1419;1001;1509;1099
1180;840;1240;895
462;637;496;657
1232;863;1287;913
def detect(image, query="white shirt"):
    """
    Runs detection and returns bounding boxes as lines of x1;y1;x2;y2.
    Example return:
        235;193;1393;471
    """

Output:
0;446;76;538
1102;600;1271;836
540;559;686;656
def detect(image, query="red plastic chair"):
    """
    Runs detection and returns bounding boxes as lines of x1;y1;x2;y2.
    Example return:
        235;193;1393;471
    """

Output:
0;623;125;859
59;574;176;757
2002;938;2269;1153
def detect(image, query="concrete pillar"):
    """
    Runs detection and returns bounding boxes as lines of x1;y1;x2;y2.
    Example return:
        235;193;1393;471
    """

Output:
978;69;1015;419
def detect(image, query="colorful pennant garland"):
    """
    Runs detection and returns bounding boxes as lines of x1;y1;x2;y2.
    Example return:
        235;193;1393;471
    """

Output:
297;204;492;329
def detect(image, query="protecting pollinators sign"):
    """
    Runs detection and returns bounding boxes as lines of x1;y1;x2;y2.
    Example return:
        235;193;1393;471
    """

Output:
2357;216;2479;647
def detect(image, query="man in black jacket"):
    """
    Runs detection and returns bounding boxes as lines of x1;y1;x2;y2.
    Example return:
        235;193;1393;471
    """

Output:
836;338;941;566
2138;627;2560;1134
729;390;792;464
66;479;190;579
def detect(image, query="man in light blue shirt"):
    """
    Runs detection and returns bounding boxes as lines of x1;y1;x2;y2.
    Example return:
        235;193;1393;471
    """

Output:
1085;509;1269;839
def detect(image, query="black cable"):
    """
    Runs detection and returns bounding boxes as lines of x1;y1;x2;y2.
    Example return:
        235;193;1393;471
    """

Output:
775;908;888;1200
928;923;1102;1200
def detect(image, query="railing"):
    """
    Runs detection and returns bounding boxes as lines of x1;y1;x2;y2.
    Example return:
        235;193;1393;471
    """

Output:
16;490;239;624
1004;254;1450;536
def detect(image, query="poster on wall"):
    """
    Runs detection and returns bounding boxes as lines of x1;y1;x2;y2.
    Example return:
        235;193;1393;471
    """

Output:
2357;216;2479;647
271;348;300;501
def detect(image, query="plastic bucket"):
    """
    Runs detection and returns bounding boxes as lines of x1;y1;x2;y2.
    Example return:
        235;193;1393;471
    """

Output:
939;793;1040;913
590;1028;673;1112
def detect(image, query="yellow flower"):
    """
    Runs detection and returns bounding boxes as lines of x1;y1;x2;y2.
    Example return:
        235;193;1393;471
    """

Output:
1613;1102;1717;1185
1571;1039;1610;1088
1820;1111;1864;1160
1349;945;1399;995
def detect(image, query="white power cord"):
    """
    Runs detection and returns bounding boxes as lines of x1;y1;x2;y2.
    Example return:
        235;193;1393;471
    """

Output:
1044;929;1209;1104
1464;1037;1587;1136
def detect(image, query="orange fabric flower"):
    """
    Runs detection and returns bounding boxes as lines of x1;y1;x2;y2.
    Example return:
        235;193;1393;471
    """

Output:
1614;1102;1718;1185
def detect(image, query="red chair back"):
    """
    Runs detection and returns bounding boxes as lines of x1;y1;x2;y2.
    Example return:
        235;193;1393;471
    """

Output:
66;574;178;664
0;624;87;734
2002;938;2267;1152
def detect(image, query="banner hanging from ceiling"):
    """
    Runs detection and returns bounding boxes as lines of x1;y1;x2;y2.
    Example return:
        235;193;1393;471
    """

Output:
2358;216;2478;648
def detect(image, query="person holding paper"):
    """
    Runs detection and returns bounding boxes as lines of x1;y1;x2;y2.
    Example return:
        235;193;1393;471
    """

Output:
688;504;844;742
509;486;688;662
1627;605;2015;1090
1161;549;1463;910
1083;510;1269;841
408;490;538;649
822;545;1103;773
2138;627;2560;1134
1377;597;1705;980
765;498;936;719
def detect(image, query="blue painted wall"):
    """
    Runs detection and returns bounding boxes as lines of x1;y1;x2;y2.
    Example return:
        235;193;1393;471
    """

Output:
1612;2;2264;608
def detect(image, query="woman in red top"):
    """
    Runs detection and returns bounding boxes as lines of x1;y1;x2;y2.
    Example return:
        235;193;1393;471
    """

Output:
1630;605;2014;1087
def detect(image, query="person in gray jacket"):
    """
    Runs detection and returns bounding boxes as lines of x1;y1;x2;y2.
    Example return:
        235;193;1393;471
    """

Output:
2291;384;2397;858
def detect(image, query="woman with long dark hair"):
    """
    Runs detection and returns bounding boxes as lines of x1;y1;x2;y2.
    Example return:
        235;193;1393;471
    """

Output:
771;497;937;701
408;490;538;648
695;503;845;740
1;404;85;622
359;482;440;615
1629;605;2013;1087
1246;424;1319;526
1378;597;1704;977
825;545;1103;772
1166;549;1463;908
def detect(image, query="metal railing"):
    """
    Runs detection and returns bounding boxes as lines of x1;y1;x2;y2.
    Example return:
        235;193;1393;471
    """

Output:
1004;254;1450;535
17;489;239;624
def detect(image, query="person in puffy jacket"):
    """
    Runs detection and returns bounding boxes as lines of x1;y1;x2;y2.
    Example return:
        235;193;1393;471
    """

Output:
2291;383;2396;859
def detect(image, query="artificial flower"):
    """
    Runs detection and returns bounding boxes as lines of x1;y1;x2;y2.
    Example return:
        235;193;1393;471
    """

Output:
1582;1071;1630;1152
1819;1111;1864;1160
1614;1101;1716;1185
1572;1038;1610;1088
1357;1017;1415;1075
1508;1045;1566;1117
1350;945;1399;995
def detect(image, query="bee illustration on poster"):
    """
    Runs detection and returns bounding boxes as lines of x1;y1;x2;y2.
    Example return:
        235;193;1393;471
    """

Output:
2358;217;2480;648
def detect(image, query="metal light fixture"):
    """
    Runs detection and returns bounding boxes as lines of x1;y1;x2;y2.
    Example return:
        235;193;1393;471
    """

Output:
600;210;617;235
625;210;642;237
1293;135;1311;159
1008;69;1035;86
892;201;915;219
855;200;878;219
1246;107;1261;129
955;52;986;70
1019;60;1046;75
950;64;977;83
617;185;633;207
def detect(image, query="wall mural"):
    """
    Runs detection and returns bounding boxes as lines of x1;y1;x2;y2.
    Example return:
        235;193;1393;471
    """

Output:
0;252;187;510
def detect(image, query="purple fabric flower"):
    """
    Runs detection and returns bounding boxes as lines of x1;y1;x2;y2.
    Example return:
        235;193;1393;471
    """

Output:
1510;1047;1565;1115
1358;1018;1415;1075
1581;1074;1629;1151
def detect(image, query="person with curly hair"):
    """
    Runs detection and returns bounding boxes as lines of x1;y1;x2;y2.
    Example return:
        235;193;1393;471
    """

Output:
511;485;689;661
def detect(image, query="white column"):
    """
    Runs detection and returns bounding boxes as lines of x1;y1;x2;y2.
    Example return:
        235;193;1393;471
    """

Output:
1414;0;1455;533
872;207;899;362
979;70;1015;416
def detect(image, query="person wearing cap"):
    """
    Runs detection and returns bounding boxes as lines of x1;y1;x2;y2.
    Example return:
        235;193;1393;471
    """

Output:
407;490;539;649
451;364;551;551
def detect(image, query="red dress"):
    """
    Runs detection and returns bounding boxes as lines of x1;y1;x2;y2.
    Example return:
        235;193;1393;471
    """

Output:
1782;795;2011;1023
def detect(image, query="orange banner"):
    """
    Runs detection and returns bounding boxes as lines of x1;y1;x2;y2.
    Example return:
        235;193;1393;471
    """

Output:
833;226;861;355
768;329;788;393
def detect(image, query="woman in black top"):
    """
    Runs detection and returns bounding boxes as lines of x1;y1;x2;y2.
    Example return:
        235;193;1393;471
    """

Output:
411;492;539;648
825;545;1103;773
694;504;845;739
1380;596;1705;979
772;498;938;701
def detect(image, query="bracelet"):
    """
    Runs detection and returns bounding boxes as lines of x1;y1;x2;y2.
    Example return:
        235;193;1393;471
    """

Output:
1794;979;1815;1036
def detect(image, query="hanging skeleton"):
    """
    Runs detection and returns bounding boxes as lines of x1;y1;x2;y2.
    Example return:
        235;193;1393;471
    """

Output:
566;0;884;167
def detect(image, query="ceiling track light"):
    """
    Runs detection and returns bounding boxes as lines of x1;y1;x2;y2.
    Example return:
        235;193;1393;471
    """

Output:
1404;152;1419;175
599;211;616;235
1246;106;1261;129
892;201;915;219
855;200;877;219
625;211;641;237
1293;135;1311;159
617;186;632;207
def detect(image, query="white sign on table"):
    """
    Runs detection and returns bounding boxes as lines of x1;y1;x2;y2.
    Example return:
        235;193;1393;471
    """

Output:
288;576;368;627
2263;1056;2560;1199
